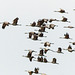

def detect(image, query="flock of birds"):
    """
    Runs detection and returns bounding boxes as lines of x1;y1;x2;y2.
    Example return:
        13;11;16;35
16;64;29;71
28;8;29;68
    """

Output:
1;8;75;75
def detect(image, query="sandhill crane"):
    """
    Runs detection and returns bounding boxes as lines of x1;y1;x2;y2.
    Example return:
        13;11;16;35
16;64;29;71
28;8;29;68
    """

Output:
44;48;51;54
38;26;46;32
48;24;58;29
30;22;36;27
25;68;42;75
32;34;38;40
44;42;53;47
22;51;35;61
49;18;59;23
41;42;54;47
54;8;68;13
63;45;75;52
37;19;44;27
12;17;21;26
42;19;48;23
34;68;39;74
43;58;53;63
40;48;51;54
25;32;36;39
25;70;34;75
34;57;50;63
38;49;44;56
34;56;43;62
60;33;72;39
57;47;63;53
64;26;75;29
69;42;75;45
34;49;46;57
25;32;42;41
61;16;70;23
40;57;43;62
49;47;64;54
38;32;45;37
34;26;48;33
64;33;70;39
51;58;59;64
23;55;35;62
37;56;41;62
43;58;48;63
37;32;47;37
26;22;36;27
2;22;10;29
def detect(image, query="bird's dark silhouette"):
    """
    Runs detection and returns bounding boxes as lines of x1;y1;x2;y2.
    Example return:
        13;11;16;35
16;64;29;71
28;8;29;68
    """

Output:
49;19;59;22
51;58;59;64
2;22;10;29
48;24;58;29
12;17;20;25
63;45;75;52
54;8;68;13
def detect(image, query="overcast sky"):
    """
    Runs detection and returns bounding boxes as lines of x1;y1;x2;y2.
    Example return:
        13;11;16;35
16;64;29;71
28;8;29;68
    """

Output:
0;0;75;75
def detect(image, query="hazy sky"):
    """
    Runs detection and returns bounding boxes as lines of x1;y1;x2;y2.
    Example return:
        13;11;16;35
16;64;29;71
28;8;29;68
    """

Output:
0;0;75;75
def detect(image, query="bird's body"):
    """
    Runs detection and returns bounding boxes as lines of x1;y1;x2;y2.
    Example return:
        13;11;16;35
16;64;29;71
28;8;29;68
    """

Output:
30;22;36;27
2;22;10;29
49;19;59;22
25;70;34;75
61;16;70;23
64;33;70;39
32;34;38;40
54;8;68;13
60;33;71;39
51;58;58;64
44;48;50;54
57;47;63;53
37;56;43;62
63;45;75;52
39;26;46;32
38;32;44;37
23;50;35;61
34;68;39;74
39;49;44;56
12;17;19;25
43;58;48;63
37;19;44;27
44;42;54;47
64;26;75;28
48;24;58;29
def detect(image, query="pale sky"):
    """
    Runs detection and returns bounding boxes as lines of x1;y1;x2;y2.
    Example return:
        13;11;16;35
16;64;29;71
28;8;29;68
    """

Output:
0;0;75;75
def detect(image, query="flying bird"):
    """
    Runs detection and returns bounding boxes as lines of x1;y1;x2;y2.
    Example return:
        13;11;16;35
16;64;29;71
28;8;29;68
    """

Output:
41;42;54;47
60;33;72;39
49;47;64;54
26;22;36;27
61;16;70;23
12;17;21;26
49;18;59;23
48;24;58;29
40;48;51;54
51;58;59;64
54;8;68;13
63;45;75;52
2;22;10;29
25;70;34;75
64;26;75;29
22;51;35;61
